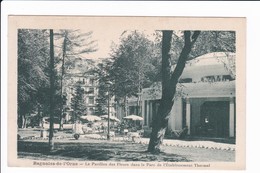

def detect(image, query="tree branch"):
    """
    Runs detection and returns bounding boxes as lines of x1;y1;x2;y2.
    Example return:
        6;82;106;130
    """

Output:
161;31;173;87
191;31;201;45
171;31;201;83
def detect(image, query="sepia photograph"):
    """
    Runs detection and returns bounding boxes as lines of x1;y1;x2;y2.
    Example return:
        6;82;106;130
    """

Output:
7;16;245;170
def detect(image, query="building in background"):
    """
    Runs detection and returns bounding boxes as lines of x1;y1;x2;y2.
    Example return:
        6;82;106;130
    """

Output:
141;52;236;138
63;57;117;122
63;58;99;122
115;96;140;121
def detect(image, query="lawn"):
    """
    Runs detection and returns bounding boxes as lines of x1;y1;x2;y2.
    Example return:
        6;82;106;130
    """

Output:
18;139;235;162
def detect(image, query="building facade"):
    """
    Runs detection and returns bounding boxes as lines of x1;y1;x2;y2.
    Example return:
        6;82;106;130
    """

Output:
62;58;117;121
141;52;236;138
115;96;141;121
64;73;98;114
62;58;99;121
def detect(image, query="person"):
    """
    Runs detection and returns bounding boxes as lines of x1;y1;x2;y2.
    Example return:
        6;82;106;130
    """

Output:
73;120;84;134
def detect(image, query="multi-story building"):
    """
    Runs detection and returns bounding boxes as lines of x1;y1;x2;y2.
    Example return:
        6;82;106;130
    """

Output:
62;58;99;121
141;52;236;138
62;57;117;122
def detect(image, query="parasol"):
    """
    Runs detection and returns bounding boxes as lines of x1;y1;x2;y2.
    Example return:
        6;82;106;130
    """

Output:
123;115;144;121
80;115;102;122
100;115;120;122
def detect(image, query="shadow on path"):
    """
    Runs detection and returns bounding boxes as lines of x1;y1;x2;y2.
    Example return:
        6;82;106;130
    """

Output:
18;140;190;162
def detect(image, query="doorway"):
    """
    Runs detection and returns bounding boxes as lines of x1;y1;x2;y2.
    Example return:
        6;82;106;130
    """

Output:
200;101;229;138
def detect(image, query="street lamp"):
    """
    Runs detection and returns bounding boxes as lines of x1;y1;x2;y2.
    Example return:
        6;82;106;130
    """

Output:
107;92;110;140
137;92;142;116
106;81;113;140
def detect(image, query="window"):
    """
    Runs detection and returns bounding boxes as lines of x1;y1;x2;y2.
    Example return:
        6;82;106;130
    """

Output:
201;76;215;82
88;87;94;94
223;75;234;81
89;108;94;114
179;78;192;83
89;78;94;85
88;97;94;105
201;75;234;82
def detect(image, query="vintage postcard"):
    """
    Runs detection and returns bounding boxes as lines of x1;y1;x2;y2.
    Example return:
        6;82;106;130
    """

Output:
8;16;246;170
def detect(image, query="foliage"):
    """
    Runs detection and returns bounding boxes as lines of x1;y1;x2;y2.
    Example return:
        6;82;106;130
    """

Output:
94;59;113;115
18;29;50;127
18;29;63;128
153;30;236;64
147;30;236;153
18;29;49;107
148;30;201;153
55;29;98;73
110;31;161;100
70;82;87;121
54;29;97;127
190;31;235;58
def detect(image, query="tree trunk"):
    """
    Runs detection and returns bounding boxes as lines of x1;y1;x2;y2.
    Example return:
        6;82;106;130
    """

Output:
59;32;67;130
148;31;175;153
124;96;128;117
23;114;27;128
147;31;200;153
18;113;24;128
49;29;55;151
38;105;42;127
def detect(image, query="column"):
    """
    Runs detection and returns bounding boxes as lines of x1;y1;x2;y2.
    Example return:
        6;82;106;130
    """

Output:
229;97;235;137
142;99;145;123
146;101;149;126
186;98;191;135
149;101;153;127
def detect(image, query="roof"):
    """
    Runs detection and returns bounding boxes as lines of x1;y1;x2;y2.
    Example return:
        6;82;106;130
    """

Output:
179;52;235;81
142;81;235;100
142;52;236;100
188;52;235;66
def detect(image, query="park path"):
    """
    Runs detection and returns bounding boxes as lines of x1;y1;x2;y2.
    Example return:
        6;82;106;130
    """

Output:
18;139;235;162
18;128;236;152
72;133;236;151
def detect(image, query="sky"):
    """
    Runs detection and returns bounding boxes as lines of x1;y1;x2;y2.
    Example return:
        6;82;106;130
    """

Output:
81;29;157;60
89;29;123;59
53;29;125;61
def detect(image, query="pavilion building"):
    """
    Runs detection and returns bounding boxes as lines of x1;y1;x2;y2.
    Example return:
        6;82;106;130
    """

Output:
141;52;236;138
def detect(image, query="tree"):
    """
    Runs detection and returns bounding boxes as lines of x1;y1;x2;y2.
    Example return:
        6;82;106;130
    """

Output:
147;31;200;153
35;69;63;122
54;29;97;129
110;31;161;116
18;29;49;128
191;31;236;77
147;30;235;153
18;29;66;129
49;29;55;151
94;59;113;116
70;82;87;122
